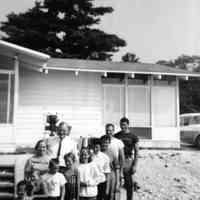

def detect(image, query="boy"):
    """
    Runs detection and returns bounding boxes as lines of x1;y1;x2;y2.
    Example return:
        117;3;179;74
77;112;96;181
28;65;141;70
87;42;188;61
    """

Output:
92;139;111;200
42;158;66;200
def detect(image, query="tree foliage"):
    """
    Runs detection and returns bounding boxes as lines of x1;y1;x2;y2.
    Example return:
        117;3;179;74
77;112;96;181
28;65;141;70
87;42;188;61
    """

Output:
157;55;200;114
0;0;126;60
121;52;140;63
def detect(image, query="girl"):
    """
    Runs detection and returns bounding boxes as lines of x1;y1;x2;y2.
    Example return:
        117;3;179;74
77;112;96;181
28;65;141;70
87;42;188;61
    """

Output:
78;148;101;200
63;153;79;200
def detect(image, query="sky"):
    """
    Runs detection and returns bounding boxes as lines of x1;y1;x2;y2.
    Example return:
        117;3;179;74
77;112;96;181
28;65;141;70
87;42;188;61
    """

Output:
0;0;200;63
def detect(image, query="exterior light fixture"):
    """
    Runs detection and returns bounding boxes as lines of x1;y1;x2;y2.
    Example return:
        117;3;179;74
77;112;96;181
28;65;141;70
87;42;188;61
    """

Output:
131;73;135;78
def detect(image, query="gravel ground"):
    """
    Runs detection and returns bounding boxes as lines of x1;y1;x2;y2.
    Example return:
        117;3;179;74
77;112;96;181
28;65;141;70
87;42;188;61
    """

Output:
131;149;200;200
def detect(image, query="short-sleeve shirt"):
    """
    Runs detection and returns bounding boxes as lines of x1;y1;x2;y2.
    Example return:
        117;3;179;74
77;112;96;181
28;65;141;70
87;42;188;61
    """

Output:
46;136;78;166
114;131;139;157
109;137;124;159
42;172;66;197
93;151;111;183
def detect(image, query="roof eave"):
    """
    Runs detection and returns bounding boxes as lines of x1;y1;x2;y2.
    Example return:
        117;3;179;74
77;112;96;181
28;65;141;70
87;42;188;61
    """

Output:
0;40;50;61
43;66;200;77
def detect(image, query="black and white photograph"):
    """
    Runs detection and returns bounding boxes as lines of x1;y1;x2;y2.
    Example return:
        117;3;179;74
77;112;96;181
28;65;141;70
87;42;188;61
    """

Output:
0;0;200;199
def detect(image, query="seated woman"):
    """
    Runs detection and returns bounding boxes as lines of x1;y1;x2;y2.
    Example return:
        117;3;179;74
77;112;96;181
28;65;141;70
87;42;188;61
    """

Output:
24;140;50;181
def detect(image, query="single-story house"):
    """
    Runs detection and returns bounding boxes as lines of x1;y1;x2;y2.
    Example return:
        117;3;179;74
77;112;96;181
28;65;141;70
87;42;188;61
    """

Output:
0;40;200;152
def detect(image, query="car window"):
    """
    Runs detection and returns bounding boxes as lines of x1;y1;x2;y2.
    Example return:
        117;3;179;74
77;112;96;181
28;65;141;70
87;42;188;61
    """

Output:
189;116;200;125
180;116;190;126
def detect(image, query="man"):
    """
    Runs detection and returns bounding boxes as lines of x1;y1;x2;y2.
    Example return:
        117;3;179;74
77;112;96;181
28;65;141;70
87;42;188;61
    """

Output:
46;121;78;171
105;124;125;181
114;117;139;200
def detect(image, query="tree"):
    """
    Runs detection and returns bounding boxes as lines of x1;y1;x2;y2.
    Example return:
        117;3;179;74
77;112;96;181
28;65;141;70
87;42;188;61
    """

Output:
156;55;200;113
0;0;126;60
121;52;140;63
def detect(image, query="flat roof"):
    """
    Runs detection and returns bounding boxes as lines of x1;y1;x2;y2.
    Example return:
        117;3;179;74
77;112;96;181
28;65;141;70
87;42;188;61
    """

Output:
46;58;200;77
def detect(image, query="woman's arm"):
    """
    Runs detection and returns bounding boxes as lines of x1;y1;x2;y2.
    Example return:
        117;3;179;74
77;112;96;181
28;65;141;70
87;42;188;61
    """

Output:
24;159;33;180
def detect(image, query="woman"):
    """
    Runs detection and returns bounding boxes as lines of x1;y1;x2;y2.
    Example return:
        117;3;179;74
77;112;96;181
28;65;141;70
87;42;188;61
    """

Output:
24;139;50;180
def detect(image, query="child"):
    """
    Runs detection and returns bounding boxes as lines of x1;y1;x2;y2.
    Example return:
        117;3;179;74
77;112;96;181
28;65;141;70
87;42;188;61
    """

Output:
100;135;120;200
78;147;102;200
92;139;111;200
42;158;66;200
63;153;79;200
15;180;30;200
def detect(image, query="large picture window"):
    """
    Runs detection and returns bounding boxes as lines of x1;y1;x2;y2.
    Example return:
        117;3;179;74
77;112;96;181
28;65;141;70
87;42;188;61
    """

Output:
102;75;176;129
0;74;14;123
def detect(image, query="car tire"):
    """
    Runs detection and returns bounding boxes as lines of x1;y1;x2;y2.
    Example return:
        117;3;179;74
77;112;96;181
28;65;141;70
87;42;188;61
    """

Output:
195;135;200;149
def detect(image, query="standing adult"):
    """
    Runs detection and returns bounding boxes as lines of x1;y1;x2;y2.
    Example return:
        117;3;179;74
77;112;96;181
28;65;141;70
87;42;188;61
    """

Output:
46;121;78;171
105;124;125;183
114;117;139;200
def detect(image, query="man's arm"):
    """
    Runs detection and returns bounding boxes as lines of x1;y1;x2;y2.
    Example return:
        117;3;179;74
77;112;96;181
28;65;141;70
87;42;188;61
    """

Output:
131;142;139;174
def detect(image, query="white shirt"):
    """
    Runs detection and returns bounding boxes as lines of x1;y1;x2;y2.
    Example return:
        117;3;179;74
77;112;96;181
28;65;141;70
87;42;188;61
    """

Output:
109;137;124;159
93;151;111;183
42;172;66;197
78;162;102;197
47;135;78;166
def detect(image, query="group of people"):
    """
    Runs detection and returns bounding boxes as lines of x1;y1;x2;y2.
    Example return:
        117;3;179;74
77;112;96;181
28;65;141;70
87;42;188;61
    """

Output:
16;117;139;200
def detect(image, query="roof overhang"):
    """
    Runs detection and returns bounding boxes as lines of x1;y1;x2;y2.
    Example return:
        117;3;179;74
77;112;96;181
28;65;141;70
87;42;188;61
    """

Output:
44;58;200;78
0;40;50;68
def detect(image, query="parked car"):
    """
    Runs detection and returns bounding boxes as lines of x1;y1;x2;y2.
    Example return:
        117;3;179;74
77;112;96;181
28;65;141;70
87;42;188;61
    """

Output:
180;113;200;148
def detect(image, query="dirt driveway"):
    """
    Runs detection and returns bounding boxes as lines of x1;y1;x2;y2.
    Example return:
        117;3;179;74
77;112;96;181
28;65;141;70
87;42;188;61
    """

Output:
132;149;200;200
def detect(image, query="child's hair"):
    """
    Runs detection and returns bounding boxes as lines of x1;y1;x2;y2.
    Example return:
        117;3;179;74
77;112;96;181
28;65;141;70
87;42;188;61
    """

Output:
49;158;59;168
93;138;101;146
64;152;76;163
100;135;111;144
34;139;46;150
79;147;92;163
17;180;26;191
105;123;115;130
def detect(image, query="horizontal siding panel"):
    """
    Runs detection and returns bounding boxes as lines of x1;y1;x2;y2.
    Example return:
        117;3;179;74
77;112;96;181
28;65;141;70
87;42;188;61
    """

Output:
16;69;103;146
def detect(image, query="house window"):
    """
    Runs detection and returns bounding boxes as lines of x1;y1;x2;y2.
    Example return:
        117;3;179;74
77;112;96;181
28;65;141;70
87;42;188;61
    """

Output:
102;74;150;128
103;85;125;128
0;74;14;123
128;86;150;127
152;86;176;127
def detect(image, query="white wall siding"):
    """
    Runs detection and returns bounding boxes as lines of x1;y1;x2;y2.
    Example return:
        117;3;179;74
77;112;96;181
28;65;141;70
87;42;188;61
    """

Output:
16;68;102;147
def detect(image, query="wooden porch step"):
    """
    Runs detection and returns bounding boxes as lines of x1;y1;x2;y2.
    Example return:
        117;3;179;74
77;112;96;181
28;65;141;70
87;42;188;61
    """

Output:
0;171;14;178
0;192;14;198
0;181;14;188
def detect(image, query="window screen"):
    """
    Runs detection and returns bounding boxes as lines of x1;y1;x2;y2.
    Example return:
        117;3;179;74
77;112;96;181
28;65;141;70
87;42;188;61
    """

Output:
152;86;176;127
103;85;124;127
128;86;150;127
